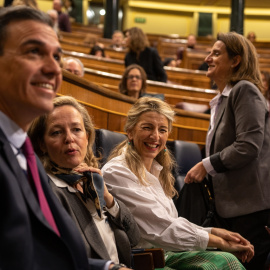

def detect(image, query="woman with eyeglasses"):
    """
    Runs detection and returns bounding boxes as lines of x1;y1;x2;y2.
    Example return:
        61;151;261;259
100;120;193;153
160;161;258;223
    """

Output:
119;64;147;99
124;27;167;83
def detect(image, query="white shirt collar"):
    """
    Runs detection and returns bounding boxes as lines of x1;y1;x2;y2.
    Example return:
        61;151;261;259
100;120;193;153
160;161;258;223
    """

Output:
149;159;163;178
0;110;27;149
221;84;233;97
48;172;78;193
209;84;232;108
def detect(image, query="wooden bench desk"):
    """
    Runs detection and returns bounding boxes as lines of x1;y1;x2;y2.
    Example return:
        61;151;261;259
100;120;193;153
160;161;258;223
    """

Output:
63;50;213;89
60;70;209;145
60;41;126;60
83;68;217;100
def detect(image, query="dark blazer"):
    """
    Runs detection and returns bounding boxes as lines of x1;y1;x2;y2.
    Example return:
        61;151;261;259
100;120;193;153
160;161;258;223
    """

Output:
209;80;270;218
50;180;140;267
0;128;107;270
125;47;167;82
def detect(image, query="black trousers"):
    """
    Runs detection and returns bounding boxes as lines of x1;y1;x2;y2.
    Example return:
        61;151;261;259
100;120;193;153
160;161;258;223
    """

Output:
215;209;270;270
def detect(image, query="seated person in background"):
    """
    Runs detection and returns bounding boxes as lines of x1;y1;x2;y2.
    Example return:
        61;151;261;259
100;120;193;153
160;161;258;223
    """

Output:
53;0;71;32
102;97;254;270
247;31;256;43
63;57;84;77
176;33;197;62
90;44;106;57
125;27;167;82
110;30;125;50
119;64;147;99
28;96;140;269
163;57;177;68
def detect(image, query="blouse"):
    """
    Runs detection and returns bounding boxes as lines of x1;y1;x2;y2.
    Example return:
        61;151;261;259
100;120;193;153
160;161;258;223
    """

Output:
102;153;211;252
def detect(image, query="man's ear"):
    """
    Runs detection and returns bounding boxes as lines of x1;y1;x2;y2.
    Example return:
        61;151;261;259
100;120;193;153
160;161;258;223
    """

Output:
232;55;241;68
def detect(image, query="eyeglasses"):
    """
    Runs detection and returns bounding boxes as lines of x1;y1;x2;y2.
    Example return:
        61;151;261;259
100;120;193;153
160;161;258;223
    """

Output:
127;75;142;80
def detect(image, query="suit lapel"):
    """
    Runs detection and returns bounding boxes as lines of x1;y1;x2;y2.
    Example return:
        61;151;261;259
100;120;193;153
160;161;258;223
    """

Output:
70;194;111;260
0;130;55;233
209;96;227;150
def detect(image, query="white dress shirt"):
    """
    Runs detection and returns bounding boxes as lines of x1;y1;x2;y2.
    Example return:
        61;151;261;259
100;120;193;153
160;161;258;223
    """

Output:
102;153;211;252
0;111;27;169
202;85;232;176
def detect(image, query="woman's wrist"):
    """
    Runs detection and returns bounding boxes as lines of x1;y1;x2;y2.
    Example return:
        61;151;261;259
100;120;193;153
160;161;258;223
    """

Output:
208;233;223;249
104;192;115;209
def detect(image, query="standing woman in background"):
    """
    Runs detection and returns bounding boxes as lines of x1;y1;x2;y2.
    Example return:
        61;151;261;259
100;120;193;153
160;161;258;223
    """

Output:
124;27;167;83
185;32;270;269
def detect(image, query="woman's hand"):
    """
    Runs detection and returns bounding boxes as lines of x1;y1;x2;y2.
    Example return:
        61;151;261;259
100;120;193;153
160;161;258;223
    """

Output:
73;163;115;208
208;232;254;263
103;182;114;209
73;163;113;207
73;163;102;175
184;161;207;184
211;228;249;245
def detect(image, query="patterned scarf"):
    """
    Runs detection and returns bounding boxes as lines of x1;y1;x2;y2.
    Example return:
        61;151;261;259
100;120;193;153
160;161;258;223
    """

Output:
50;162;105;218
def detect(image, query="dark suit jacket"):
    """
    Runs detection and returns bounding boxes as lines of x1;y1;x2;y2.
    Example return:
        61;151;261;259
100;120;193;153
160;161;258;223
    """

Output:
125;47;167;82
58;11;71;32
209;80;270;218
50;179;140;267
0;128;107;270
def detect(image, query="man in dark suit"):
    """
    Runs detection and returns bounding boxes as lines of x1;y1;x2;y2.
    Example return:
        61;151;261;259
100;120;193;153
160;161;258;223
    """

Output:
0;6;128;270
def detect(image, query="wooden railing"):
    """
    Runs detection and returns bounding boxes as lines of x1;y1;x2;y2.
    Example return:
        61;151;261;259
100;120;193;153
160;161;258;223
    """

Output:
59;70;209;146
83;67;216;101
60;40;126;60
71;23;103;36
63;50;212;88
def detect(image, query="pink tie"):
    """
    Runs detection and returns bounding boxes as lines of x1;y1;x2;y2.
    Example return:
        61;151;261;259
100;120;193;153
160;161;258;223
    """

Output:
22;137;60;236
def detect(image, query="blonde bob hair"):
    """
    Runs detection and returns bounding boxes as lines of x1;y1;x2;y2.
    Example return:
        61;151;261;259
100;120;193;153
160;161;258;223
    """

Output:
108;97;177;198
28;95;99;171
217;32;263;91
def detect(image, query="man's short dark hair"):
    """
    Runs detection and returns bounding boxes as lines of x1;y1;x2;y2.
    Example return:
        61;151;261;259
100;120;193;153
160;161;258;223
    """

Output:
0;6;53;55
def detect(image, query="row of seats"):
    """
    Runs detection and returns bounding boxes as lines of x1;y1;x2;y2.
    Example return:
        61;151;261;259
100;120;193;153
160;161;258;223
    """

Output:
94;128;202;204
94;129;201;175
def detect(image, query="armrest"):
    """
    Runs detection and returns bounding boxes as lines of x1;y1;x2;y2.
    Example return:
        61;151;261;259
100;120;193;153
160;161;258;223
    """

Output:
133;252;154;270
132;248;165;270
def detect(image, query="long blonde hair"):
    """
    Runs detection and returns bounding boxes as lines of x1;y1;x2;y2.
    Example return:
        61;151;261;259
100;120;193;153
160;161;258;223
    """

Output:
108;97;177;198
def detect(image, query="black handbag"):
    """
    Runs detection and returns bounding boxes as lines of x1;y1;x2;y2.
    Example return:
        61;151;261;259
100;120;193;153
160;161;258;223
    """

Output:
174;178;221;227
